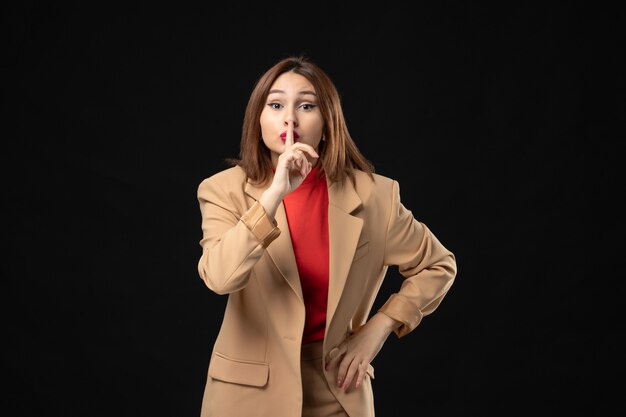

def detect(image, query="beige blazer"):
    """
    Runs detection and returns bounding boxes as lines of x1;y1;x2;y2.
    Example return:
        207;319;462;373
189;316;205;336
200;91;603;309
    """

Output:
196;166;457;417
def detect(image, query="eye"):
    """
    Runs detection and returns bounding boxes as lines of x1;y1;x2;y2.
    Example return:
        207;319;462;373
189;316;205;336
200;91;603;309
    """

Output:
267;102;282;110
300;103;317;111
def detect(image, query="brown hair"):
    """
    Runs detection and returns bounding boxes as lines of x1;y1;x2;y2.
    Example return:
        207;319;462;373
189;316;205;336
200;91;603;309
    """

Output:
227;55;375;186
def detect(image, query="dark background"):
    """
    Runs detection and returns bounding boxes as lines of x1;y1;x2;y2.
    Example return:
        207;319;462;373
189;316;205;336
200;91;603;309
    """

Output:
2;2;624;416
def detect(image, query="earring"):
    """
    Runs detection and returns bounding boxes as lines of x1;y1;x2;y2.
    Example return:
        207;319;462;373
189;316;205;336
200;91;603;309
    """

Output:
321;136;326;142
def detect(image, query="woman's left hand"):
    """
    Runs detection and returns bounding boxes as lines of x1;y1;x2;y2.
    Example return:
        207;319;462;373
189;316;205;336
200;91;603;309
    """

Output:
324;313;401;390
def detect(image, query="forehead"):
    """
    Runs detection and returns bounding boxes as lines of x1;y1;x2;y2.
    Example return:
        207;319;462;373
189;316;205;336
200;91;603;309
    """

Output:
269;72;315;93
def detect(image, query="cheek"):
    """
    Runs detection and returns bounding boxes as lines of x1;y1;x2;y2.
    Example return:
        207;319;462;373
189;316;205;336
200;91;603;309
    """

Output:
307;116;324;141
259;110;277;138
259;111;269;132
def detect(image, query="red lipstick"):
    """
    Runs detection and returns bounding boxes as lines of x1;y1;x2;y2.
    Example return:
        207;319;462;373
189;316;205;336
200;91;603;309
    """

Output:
280;131;300;140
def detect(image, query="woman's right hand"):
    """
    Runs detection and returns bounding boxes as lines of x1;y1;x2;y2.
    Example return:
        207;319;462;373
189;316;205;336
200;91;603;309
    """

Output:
259;122;319;220
270;121;319;198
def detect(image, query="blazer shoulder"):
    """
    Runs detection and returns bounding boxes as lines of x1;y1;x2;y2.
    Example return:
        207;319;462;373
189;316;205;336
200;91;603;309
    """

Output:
200;165;246;185
370;172;395;188
197;165;247;200
353;170;395;193
347;170;397;209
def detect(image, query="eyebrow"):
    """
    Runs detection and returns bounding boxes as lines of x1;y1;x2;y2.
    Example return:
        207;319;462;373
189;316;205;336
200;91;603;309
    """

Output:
268;89;317;96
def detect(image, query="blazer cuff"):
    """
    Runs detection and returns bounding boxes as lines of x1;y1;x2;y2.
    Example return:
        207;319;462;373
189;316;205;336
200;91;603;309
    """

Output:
240;201;281;248
378;294;423;338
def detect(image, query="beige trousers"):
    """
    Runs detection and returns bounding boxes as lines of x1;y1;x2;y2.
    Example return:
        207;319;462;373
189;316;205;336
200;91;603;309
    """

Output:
301;340;349;417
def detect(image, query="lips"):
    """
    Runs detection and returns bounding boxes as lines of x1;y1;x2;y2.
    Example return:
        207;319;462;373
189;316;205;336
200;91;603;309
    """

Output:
280;131;300;140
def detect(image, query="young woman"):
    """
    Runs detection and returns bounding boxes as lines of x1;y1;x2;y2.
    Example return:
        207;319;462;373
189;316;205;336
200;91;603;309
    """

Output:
196;55;457;417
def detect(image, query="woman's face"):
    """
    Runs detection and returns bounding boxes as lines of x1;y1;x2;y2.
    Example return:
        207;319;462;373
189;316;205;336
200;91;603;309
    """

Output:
260;71;324;167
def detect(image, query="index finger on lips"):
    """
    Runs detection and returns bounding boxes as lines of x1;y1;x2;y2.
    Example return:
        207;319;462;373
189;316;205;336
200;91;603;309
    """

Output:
285;121;294;147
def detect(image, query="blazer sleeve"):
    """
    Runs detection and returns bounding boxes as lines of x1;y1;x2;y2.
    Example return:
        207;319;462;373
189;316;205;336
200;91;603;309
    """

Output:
197;176;281;295
378;180;457;338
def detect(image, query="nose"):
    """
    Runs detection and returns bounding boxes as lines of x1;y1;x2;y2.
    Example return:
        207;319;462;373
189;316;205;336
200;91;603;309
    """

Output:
283;108;298;127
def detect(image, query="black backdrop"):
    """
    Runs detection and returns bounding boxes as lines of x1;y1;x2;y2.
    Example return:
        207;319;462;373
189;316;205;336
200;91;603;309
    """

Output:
3;2;623;416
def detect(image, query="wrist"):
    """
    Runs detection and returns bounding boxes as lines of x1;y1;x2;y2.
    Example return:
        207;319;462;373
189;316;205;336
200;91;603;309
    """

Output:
259;188;283;220
373;312;402;335
264;185;286;201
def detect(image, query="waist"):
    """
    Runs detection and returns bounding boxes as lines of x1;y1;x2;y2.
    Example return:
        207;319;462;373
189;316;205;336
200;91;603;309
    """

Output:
301;340;324;361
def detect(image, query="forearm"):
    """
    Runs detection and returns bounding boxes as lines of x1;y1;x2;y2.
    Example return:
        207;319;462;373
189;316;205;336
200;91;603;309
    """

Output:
382;180;458;337
198;199;280;294
369;312;403;337
379;249;456;337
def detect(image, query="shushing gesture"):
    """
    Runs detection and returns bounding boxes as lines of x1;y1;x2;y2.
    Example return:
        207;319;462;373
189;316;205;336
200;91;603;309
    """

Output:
271;121;319;198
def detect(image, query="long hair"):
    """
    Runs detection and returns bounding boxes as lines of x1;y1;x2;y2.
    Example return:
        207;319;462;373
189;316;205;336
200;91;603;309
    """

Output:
228;55;375;186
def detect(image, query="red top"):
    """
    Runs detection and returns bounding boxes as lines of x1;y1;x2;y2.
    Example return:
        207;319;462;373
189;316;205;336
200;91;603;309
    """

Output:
283;164;329;344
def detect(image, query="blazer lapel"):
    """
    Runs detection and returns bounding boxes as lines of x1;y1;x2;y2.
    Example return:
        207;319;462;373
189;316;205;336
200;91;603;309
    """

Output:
244;179;303;302
243;173;364;314
326;178;363;328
